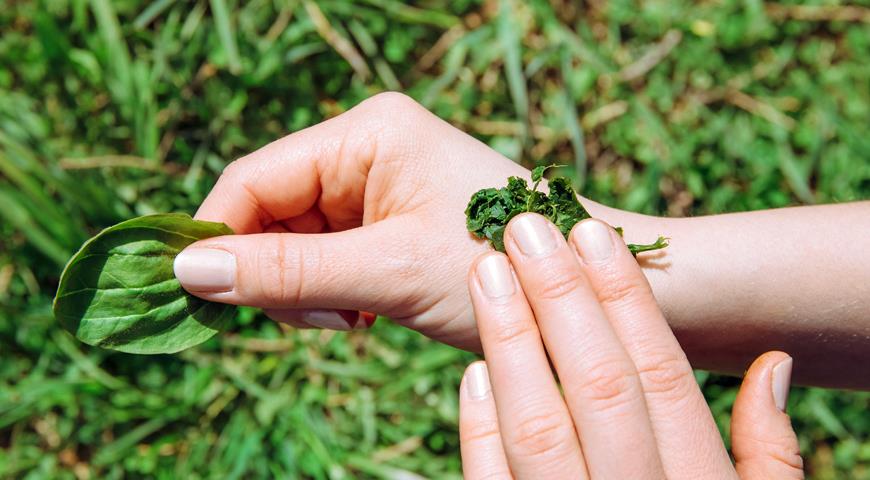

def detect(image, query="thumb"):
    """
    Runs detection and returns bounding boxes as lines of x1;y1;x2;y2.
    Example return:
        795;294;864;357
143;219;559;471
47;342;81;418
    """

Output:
731;351;804;479
173;217;422;316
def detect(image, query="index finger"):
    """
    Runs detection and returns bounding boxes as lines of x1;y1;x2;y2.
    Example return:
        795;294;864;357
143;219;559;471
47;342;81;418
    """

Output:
195;92;428;234
195;109;356;234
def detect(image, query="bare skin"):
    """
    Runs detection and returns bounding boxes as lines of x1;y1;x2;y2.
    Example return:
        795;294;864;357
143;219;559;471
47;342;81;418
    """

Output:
173;92;870;389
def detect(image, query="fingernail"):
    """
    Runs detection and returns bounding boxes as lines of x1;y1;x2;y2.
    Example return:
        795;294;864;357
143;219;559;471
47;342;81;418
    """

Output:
476;255;515;299
573;219;614;263
511;214;557;256
466;362;491;400
303;309;354;331
343;310;376;330
358;311;378;328
174;249;236;292
772;357;793;412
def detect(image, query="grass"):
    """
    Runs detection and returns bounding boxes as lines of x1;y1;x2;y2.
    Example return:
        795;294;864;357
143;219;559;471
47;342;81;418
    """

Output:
1;0;869;478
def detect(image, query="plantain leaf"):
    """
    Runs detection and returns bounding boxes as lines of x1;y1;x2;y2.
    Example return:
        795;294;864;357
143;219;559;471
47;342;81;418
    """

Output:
53;213;235;354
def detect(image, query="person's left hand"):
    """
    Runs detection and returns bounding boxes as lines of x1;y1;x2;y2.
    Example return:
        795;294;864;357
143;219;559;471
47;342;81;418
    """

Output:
458;214;804;479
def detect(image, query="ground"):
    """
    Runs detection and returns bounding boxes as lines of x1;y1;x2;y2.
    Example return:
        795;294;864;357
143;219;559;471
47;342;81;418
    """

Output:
1;1;868;478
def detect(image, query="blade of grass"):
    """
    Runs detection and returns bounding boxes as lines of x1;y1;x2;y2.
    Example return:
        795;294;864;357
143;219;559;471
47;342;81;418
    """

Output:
618;29;682;82
92;416;175;466
134;0;177;29
181;1;207;40
0;187;71;265
773;128;815;204
52;331;127;390
348;19;401;90
561;48;587;189
420;39;468;107
90;0;133;102
210;0;243;74
358;0;459;28
285;42;328;64
304;0;371;80
550;24;612;73
498;0;529;151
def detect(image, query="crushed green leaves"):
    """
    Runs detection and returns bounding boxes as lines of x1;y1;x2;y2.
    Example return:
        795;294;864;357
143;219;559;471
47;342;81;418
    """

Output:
465;166;668;255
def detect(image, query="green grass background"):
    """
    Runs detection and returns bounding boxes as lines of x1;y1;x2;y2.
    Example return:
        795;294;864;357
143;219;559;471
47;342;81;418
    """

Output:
2;0;869;478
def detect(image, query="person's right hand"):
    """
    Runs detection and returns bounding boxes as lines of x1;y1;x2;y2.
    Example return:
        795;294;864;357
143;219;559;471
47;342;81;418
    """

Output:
173;92;546;349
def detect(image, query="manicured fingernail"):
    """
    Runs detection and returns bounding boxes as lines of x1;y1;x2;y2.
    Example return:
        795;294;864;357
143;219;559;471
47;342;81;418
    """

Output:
772;357;793;412
358;311;378;328
174;249;236;292
573;219;614;263
466;362;491;400
476;255;515;299
303;309;354;331
338;310;376;330
511;214;557;256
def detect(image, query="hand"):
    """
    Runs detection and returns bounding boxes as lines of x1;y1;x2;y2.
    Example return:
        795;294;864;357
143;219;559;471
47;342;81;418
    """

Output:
458;214;803;479
173;92;548;348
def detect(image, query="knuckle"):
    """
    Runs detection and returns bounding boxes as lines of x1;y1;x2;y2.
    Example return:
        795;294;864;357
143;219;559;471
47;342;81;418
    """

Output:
355;92;427;143
341;93;426;172
461;418;501;445
476;472;513;480
488;319;538;350
634;351;695;400
217;157;248;188
508;411;574;459
595;272;647;308
255;235;305;306
362;91;420;113
220;157;245;178
533;267;585;301
775;450;805;474
734;431;803;471
571;357;639;413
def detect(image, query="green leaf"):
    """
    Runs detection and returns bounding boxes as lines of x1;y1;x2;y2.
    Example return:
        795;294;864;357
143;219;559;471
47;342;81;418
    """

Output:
53;213;235;354
466;173;668;257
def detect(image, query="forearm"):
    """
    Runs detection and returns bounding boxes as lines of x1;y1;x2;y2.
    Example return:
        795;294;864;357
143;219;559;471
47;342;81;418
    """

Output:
587;201;870;389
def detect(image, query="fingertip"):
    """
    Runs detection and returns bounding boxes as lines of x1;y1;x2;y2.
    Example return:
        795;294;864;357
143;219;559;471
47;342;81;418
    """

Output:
459;359;511;480
173;247;236;293
569;218;619;264
462;361;492;401
746;352;793;405
467;251;510;289
504;213;561;258
737;351;793;416
733;351;803;478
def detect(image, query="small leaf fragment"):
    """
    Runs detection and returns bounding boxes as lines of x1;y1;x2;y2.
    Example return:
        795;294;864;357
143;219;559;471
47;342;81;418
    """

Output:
627;236;670;256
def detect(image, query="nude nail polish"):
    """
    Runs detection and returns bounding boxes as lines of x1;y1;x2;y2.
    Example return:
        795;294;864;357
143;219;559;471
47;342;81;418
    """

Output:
574;219;614;262
476;255;515;299
174;249;236;292
511;214;557;256
466;362;491;400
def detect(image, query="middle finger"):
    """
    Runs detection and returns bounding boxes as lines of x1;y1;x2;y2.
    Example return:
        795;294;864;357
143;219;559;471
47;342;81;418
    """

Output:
504;213;665;479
